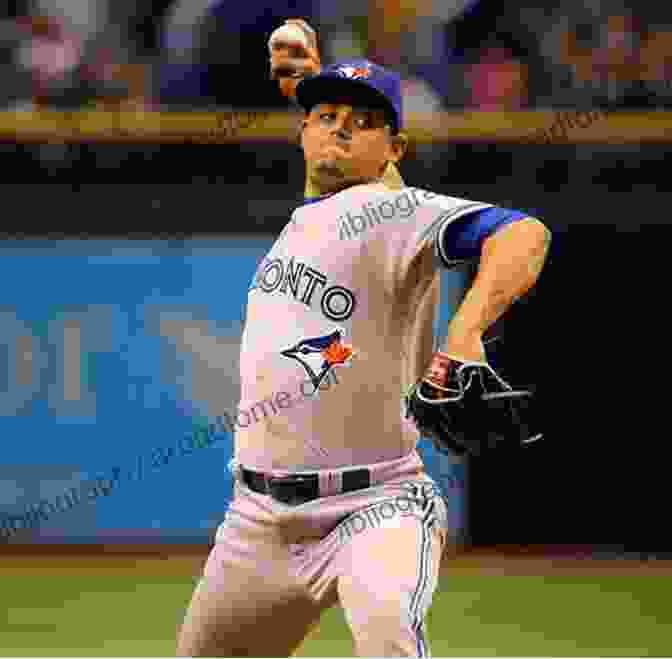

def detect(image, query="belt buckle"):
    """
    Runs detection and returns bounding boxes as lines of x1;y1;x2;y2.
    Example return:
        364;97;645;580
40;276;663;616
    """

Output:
268;475;315;506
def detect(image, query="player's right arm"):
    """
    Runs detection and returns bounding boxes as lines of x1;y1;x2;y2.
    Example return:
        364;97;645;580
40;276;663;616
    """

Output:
268;19;405;193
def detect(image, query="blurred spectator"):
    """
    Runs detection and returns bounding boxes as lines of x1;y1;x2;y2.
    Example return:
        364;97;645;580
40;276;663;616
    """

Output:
1;0;668;117
157;0;320;109
592;14;642;79
0;10;153;177
365;0;481;107
546;10;660;108
314;0;449;111
580;13;645;106
32;0;107;45
315;1;368;61
466;44;529;109
436;0;550;107
21;16;152;109
157;0;456;112
398;77;443;113
0;13;144;110
107;0;175;58
639;28;672;106
13;14;84;108
0;16;31;107
158;0;212;61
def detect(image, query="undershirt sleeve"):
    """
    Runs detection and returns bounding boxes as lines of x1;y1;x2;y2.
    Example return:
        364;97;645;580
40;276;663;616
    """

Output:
436;207;529;266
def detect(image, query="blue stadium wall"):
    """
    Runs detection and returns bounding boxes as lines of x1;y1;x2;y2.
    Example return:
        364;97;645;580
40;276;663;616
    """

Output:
0;237;467;544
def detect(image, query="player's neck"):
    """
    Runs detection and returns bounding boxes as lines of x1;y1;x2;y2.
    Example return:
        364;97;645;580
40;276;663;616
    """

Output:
305;176;380;198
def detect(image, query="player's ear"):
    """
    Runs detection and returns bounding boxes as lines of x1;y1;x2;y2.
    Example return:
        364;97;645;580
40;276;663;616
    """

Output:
389;131;408;163
297;114;309;145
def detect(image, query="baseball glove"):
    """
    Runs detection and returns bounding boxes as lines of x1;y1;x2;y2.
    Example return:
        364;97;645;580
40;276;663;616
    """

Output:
405;352;543;456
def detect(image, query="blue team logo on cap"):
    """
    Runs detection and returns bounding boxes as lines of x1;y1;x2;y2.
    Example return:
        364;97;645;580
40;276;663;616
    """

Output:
296;57;403;132
336;65;371;80
281;328;355;392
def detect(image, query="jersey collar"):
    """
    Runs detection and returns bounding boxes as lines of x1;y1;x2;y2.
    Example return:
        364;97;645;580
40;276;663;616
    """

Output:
301;192;336;206
301;181;389;207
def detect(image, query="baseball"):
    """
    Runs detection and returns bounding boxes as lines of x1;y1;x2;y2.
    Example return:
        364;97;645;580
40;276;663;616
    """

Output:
268;23;309;51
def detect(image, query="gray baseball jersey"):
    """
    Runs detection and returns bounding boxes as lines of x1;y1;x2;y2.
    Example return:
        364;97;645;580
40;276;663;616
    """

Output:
237;182;492;471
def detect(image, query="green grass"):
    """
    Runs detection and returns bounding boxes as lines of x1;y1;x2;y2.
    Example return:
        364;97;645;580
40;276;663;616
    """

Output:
1;569;671;656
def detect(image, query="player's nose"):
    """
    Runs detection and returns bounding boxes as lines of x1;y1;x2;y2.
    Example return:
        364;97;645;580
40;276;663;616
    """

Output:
328;111;353;140
333;126;352;141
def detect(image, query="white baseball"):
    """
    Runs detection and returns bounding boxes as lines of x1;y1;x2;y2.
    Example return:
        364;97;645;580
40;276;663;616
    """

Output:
268;24;309;51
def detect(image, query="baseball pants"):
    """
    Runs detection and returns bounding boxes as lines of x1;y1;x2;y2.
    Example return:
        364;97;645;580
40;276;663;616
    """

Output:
176;450;449;658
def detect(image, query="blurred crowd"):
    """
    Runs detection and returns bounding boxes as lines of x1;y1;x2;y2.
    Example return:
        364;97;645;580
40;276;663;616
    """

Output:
1;0;671;113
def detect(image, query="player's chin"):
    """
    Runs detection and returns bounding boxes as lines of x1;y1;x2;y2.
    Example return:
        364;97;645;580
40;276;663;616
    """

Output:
313;159;347;180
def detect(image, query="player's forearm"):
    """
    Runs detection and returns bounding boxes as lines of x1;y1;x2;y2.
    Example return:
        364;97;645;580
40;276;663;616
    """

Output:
442;217;551;360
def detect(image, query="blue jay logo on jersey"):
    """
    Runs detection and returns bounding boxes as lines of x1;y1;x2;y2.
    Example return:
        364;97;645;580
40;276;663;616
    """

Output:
281;328;354;391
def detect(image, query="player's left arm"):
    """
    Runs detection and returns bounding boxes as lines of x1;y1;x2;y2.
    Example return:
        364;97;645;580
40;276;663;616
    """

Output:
438;210;552;362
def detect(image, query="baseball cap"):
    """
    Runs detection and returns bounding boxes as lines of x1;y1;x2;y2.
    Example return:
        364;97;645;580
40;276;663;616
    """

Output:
296;59;402;133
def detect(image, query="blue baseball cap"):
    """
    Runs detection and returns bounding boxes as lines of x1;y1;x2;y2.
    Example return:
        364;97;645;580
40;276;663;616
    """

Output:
296;59;402;133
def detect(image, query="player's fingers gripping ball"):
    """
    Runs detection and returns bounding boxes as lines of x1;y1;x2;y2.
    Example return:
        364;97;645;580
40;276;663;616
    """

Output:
405;352;543;456
268;19;321;99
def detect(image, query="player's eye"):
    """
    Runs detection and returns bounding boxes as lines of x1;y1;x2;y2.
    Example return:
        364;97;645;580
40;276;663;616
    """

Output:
353;116;372;129
319;112;337;122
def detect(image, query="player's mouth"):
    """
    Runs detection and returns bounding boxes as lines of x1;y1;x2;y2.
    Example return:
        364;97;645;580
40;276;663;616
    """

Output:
314;160;346;179
323;141;350;155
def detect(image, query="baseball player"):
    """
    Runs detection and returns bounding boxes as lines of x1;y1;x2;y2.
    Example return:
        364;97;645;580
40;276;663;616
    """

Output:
176;20;551;658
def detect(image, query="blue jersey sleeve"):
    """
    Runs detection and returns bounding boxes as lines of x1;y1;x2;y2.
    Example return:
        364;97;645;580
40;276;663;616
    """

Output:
436;207;529;266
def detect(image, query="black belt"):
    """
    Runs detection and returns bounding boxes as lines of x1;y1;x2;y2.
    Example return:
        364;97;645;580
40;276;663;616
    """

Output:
241;467;371;506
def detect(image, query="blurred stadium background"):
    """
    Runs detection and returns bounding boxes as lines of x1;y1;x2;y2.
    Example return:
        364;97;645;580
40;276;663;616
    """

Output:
1;0;672;655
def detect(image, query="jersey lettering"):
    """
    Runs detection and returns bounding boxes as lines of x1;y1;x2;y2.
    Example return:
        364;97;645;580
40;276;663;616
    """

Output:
250;256;357;322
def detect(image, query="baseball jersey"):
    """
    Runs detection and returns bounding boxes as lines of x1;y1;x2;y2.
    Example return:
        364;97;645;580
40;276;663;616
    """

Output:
236;182;525;471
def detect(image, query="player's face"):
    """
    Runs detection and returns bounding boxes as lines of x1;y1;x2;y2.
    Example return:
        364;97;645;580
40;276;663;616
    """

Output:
301;103;406;193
